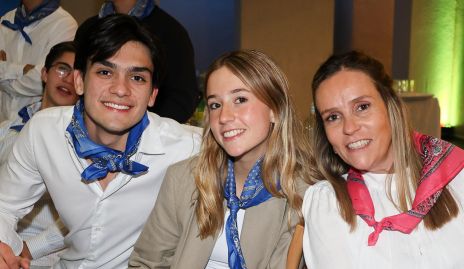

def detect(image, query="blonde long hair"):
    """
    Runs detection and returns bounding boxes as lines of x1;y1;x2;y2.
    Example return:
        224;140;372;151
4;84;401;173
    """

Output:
194;50;315;239
311;51;458;230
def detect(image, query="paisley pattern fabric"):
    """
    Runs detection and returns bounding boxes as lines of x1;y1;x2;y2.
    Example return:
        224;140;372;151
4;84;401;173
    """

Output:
347;132;464;246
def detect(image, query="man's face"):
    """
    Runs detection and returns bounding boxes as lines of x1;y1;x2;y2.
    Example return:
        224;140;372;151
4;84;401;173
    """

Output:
41;52;79;108
74;41;158;149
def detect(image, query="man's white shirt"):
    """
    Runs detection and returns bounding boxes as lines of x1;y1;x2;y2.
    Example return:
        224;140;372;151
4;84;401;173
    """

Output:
0;106;201;268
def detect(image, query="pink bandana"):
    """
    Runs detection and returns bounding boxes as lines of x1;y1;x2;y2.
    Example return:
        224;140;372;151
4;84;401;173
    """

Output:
347;132;464;246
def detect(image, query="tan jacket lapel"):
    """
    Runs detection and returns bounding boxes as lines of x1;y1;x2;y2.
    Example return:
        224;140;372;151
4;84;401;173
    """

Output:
241;197;288;268
172;199;218;269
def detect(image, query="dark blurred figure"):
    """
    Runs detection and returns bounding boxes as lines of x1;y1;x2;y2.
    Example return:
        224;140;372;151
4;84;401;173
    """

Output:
0;0;20;17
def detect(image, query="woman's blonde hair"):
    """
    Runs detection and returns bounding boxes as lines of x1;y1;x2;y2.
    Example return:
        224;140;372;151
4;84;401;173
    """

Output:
311;51;458;230
194;49;315;238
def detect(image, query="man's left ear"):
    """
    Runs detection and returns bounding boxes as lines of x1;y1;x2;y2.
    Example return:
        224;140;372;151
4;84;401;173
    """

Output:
73;70;84;96
147;87;159;107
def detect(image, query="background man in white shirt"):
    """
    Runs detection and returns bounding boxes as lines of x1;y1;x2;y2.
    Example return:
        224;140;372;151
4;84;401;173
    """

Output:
0;0;77;122
0;41;78;269
0;14;200;269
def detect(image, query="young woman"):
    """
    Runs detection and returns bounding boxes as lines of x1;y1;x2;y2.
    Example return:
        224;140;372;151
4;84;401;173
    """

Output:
303;51;464;268
128;50;314;268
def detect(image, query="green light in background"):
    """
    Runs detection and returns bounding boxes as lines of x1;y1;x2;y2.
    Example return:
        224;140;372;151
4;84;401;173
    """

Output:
452;1;464;128
410;0;464;127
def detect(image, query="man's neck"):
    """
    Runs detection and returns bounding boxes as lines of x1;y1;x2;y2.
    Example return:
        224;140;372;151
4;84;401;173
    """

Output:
22;0;44;14
90;130;129;152
40;96;50;110
113;0;138;14
83;115;129;152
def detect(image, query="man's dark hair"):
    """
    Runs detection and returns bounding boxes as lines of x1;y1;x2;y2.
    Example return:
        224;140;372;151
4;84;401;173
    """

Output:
44;41;76;70
74;14;162;88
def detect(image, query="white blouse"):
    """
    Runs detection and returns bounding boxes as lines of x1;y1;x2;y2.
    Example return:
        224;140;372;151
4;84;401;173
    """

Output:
206;209;245;269
303;169;464;269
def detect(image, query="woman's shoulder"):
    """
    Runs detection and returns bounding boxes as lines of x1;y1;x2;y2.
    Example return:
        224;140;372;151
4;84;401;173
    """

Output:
302;181;340;218
305;180;337;198
163;156;198;192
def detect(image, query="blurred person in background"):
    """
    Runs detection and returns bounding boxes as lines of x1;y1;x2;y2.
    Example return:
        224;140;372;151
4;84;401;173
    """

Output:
0;41;78;269
0;0;77;122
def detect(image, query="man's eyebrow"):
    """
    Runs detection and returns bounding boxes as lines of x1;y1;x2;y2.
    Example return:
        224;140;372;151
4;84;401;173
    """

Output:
128;66;153;74
95;60;152;73
95;60;117;69
53;61;72;68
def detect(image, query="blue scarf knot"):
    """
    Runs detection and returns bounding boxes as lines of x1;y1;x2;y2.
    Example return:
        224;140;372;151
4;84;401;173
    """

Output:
99;0;155;19
1;0;60;44
224;158;274;269
66;99;149;182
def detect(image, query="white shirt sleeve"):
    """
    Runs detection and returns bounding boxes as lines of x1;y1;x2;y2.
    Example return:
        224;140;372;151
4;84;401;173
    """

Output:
25;218;67;259
0;120;18;165
0;120;47;255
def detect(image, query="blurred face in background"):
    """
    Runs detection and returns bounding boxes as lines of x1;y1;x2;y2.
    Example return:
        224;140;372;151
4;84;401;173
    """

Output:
41;51;79;109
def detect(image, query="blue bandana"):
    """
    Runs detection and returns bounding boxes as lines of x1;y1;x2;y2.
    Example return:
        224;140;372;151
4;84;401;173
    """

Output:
1;0;60;44
9;101;42;132
99;0;155;19
224;158;273;269
66;99;149;182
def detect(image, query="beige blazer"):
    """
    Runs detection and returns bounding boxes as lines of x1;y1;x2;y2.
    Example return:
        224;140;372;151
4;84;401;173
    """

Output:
128;157;308;268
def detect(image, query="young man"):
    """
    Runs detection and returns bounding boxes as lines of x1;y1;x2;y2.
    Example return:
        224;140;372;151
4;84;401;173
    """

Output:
0;0;77;122
0;15;200;269
75;0;199;123
0;41;78;268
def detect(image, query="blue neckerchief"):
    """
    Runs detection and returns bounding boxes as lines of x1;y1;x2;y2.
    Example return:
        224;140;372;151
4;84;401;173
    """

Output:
66;99;149;182
224;158;273;269
1;0;60;44
99;0;155;19
9;101;41;132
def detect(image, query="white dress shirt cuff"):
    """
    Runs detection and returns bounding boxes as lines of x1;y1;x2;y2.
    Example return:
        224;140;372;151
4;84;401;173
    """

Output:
25;226;65;260
0;218;23;255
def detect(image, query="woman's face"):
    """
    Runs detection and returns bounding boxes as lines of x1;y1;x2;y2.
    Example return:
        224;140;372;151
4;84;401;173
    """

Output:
315;69;393;173
206;66;274;164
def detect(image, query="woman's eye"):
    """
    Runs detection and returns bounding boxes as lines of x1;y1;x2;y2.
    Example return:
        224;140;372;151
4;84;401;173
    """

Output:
357;103;370;111
208;102;221;110
234;97;247;104
325;114;339;122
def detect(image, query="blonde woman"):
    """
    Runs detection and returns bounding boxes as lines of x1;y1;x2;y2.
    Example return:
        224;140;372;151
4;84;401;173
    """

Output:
303;50;464;268
128;50;314;268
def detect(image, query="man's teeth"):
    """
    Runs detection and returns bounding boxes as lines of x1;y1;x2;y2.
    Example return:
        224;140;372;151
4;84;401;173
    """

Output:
104;102;130;110
58;86;70;93
348;139;370;149
224;129;244;138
